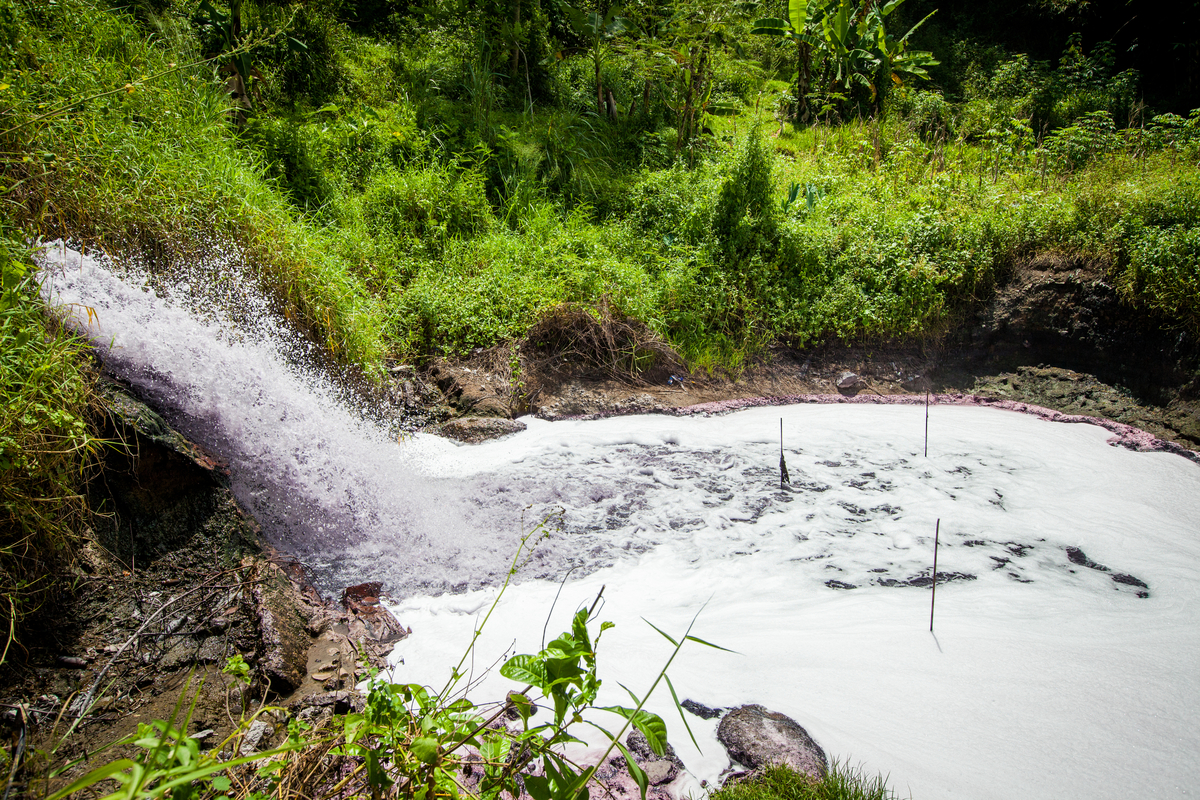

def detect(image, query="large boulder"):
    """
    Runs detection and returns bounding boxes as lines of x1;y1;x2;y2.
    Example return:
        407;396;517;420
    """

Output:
716;705;828;780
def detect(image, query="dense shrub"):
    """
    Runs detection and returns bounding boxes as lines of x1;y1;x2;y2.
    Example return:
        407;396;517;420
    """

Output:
360;166;495;251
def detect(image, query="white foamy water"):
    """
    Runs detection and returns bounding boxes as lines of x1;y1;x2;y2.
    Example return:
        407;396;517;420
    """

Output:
36;244;1200;799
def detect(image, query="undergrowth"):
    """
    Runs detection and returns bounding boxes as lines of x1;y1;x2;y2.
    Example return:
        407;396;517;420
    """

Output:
711;762;902;800
0;0;1197;657
0;232;104;657
2;0;1196;381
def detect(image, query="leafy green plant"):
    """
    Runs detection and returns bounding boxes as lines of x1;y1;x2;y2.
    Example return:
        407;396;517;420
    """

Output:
0;235;105;660
561;4;632;118
324;514;727;800
752;0;937;123
43;674;300;800
1043;110;1118;170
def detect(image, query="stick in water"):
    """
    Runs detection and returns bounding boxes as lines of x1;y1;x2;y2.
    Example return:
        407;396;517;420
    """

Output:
929;518;941;632
924;386;930;458
779;418;790;488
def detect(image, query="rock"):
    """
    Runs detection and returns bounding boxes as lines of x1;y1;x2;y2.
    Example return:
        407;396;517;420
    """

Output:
716;705;828;780
251;560;315;694
94;385;261;562
643;760;678;786
836;372;865;392
681;699;723;720
342;582;411;647
433;416;527;443
197;637;226;664
626;728;683;768
292;691;363;715
239;719;273;756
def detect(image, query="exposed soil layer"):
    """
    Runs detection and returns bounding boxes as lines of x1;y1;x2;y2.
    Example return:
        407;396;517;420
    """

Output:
424;253;1199;451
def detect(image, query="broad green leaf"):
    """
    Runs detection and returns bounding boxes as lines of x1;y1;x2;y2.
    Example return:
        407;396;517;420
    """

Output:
501;653;549;687
788;0;811;35
751;17;789;36
524;774;552;800
411;735;440;764
602;707;668;757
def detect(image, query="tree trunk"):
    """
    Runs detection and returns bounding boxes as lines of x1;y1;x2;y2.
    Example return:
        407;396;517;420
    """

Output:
797;40;811;125
595;53;604;115
510;0;521;79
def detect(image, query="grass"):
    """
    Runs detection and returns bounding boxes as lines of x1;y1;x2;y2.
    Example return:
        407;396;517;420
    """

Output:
711;762;904;800
0;232;104;658
3;0;1197;379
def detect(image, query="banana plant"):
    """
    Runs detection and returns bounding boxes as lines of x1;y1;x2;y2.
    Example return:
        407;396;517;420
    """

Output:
754;0;937;123
751;0;822;123
560;3;631;117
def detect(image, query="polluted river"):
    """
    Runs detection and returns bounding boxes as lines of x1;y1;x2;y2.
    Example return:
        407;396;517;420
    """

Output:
37;242;1200;800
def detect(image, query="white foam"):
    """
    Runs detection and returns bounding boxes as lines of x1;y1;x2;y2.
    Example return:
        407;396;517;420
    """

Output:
388;405;1200;799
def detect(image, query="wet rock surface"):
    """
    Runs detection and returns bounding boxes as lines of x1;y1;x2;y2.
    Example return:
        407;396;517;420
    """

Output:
433;416;528;443
717;705;829;780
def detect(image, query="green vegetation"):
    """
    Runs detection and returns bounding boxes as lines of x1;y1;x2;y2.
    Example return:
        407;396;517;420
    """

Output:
0;0;1195;793
712;762;901;800
2;0;1196;382
0;0;1194;650
46;529;726;800
0;0;1195;660
0;232;103;655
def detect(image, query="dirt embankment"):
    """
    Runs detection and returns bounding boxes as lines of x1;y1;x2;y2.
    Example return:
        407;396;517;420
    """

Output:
0;388;408;797
423;253;1199;451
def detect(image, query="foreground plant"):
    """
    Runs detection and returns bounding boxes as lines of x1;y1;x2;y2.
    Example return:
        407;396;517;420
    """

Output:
323;514;725;800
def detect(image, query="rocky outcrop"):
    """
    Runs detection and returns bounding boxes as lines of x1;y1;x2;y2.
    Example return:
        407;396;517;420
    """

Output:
717;705;828;780
93;384;261;562
250;559;316;694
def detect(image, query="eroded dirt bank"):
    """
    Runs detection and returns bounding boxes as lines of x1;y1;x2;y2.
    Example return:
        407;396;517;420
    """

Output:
425;254;1199;451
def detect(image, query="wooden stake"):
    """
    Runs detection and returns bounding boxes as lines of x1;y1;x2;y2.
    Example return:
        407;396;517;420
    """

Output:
924;387;930;458
779;418;790;488
929;518;941;632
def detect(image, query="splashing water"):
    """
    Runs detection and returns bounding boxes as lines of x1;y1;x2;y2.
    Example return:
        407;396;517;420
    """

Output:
36;243;1200;799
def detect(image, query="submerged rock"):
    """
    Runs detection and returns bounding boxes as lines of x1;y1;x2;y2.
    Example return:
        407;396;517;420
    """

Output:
681;699;723;720
433;416;527;443
716;704;828;780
